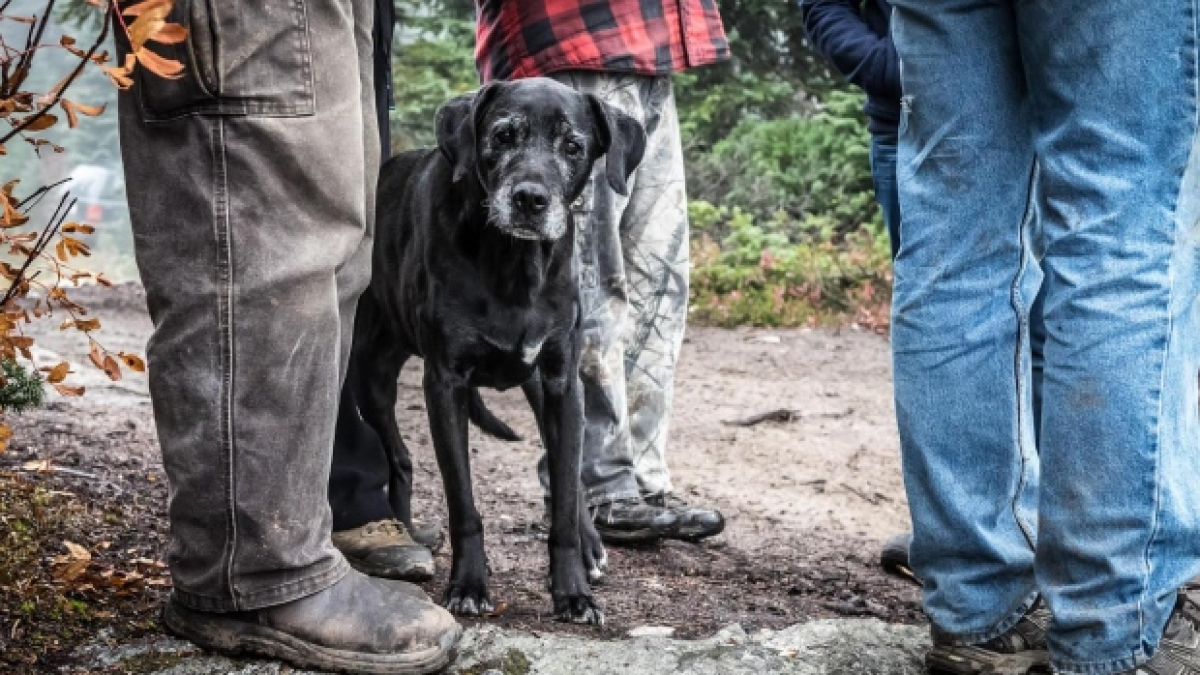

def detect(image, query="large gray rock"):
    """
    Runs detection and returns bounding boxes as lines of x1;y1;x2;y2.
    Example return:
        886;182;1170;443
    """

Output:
70;619;930;674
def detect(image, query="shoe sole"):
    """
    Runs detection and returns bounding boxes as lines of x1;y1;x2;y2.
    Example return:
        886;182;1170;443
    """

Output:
596;525;674;544
162;600;461;675
926;646;1050;675
668;521;726;542
346;556;436;583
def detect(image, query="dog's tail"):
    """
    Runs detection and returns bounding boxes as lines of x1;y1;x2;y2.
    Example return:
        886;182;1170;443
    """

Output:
468;388;521;441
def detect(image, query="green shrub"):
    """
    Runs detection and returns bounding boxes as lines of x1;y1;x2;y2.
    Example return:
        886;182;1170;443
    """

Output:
688;89;879;240
0;360;45;414
689;201;892;328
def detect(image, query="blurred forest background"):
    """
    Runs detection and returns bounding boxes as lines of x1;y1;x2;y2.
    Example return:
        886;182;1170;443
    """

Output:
10;0;892;327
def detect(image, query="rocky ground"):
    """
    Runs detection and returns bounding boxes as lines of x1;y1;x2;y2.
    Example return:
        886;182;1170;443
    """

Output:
0;283;925;673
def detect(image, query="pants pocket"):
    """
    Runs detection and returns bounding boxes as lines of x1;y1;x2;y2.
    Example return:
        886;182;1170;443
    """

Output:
135;0;315;121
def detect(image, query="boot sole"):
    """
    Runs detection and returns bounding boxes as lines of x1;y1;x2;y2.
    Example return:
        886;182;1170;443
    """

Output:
346;556;436;583
926;646;1050;675
595;524;673;544
162;599;461;675
669;521;726;542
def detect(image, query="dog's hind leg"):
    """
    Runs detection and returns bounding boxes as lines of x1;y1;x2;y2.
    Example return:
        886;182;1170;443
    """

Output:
523;374;607;584
424;364;493;616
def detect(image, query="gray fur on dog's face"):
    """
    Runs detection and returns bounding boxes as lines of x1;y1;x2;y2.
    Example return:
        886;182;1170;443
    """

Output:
435;78;646;241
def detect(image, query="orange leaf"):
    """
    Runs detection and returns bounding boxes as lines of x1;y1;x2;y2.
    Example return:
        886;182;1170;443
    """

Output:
135;48;185;80
89;342;104;370
119;353;146;373
72;102;105;118
61;100;79;129
102;354;123;381
128;4;169;50
54;384;85;397
151;23;188;45
73;317;100;332
17;113;56;131
44;361;70;384
0;423;10;454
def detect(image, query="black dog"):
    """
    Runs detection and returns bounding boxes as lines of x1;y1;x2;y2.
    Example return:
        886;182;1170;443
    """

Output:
341;78;646;624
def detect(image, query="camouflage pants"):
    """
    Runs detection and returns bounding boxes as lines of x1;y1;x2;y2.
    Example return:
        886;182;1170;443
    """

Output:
538;72;690;506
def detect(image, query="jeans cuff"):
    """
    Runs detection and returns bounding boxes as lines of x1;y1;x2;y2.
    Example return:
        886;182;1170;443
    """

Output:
1052;650;1144;675
932;589;1040;646
171;553;350;613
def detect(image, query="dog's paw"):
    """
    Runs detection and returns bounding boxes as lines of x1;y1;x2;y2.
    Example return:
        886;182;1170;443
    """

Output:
554;593;605;625
442;583;494;616
581;517;608;583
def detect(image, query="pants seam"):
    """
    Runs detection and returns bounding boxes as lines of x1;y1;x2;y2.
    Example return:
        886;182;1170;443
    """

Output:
213;119;240;609
1009;156;1040;550
1138;0;1199;649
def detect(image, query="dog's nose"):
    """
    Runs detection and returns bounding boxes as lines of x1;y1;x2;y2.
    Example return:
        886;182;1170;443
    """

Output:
512;184;550;216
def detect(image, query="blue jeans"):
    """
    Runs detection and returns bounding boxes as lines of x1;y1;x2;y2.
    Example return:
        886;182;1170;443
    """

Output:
891;2;1200;673
870;134;902;261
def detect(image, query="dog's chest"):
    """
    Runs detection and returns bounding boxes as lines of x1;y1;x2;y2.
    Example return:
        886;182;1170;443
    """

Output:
460;322;555;390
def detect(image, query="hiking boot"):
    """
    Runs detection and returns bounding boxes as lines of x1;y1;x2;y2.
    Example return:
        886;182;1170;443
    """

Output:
162;569;461;674
643;492;725;541
409;520;444;552
926;599;1051;674
591;496;680;544
1116;587;1200;674
332;519;435;582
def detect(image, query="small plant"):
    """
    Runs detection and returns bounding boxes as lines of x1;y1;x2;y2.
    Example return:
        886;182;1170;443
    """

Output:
0;0;185;449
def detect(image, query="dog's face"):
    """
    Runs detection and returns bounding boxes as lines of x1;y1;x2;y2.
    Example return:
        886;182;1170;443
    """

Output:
436;78;646;241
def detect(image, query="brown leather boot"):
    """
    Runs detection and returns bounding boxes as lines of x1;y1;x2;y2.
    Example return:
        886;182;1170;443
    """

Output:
332;519;435;582
162;569;461;674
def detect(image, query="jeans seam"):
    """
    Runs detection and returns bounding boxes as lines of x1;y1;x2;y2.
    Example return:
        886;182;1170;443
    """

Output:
1138;0;1199;650
213;119;240;609
1009;156;1039;549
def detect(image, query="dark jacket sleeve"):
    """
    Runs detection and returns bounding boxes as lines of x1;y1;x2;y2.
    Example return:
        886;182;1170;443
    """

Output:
800;0;901;102
373;0;396;157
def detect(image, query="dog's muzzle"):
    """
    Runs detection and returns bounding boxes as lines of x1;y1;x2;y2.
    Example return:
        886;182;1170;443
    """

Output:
488;180;568;241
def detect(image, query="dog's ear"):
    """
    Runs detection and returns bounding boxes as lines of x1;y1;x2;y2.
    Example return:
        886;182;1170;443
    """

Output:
435;83;502;184
586;96;647;196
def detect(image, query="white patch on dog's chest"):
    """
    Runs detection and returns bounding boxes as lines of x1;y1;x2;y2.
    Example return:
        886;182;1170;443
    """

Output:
521;336;546;365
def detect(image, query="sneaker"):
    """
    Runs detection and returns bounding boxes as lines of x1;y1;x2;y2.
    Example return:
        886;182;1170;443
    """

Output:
332;519;435;582
591;496;680;544
1117;587;1200;674
643;492;725;541
926;599;1051;674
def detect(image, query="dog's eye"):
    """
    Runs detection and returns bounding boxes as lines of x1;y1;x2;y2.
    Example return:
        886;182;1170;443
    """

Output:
564;140;582;157
494;128;514;145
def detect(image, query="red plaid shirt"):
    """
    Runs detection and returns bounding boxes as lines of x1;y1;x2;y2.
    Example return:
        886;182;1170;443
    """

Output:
475;0;730;83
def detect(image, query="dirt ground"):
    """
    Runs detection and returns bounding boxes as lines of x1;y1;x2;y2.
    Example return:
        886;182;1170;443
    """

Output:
1;283;921;670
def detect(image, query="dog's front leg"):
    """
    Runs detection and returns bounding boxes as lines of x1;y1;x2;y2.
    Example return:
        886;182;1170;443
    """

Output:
539;352;604;625
423;364;492;616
